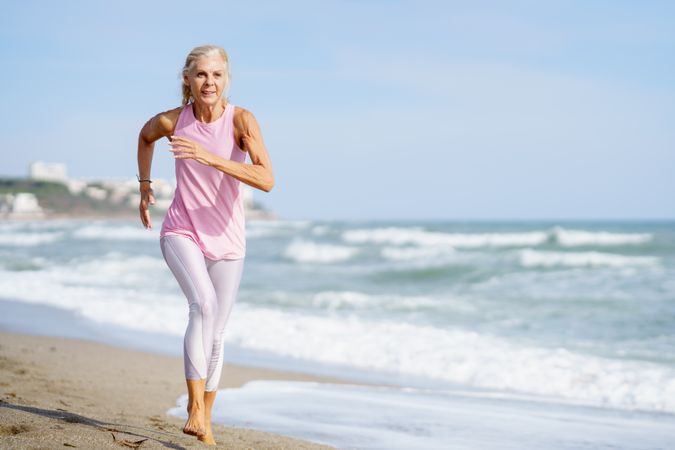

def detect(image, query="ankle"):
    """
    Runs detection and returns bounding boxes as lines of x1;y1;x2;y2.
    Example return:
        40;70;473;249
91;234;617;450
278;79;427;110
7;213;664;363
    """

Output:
188;400;205;411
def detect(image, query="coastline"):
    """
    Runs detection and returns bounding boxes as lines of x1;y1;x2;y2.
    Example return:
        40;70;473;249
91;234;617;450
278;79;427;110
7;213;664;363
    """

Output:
0;330;354;449
4;218;675;448
4;324;675;449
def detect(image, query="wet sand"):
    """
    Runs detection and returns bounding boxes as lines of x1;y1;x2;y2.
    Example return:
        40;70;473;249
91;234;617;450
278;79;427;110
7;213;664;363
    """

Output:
0;330;356;449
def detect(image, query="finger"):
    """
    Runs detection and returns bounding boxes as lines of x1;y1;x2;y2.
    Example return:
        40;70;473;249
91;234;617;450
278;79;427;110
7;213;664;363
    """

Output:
144;210;152;229
170;146;192;153
171;150;194;157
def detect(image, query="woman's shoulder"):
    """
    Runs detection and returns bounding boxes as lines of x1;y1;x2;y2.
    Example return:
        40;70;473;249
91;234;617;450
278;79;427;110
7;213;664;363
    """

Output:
153;105;184;135
157;105;184;125
232;105;259;130
141;105;184;142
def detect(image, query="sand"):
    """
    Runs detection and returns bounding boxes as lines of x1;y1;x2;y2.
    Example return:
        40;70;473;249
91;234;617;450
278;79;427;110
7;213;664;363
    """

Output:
0;330;357;449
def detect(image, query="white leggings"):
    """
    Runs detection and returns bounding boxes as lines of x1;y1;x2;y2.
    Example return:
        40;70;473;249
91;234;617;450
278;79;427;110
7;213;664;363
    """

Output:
160;234;244;392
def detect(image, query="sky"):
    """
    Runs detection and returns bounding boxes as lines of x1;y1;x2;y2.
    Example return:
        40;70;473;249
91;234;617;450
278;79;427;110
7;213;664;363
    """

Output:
1;0;673;221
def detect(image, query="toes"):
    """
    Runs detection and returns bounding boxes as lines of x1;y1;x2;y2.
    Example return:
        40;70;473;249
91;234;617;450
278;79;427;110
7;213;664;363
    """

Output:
183;423;207;437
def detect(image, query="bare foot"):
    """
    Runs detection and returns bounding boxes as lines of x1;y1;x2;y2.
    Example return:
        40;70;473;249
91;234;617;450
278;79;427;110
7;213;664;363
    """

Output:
183;401;206;437
199;389;218;445
197;422;216;445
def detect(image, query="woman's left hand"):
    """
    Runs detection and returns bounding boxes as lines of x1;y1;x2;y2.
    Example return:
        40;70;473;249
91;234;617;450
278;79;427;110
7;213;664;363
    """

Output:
169;136;215;166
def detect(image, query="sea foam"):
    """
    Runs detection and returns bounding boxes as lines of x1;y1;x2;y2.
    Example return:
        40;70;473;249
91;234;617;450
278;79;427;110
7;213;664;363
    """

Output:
72;225;158;240
169;380;675;450
551;226;653;246
0;231;64;246
342;226;654;249
3;260;675;413
343;227;549;248
223;305;675;414
518;249;659;268
283;239;359;263
380;245;456;261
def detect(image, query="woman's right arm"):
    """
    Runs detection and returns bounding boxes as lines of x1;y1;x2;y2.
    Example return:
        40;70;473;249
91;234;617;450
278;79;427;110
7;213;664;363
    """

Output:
137;108;180;229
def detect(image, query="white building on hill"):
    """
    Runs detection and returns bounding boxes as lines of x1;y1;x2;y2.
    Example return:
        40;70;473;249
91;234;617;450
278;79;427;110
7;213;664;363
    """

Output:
0;192;45;219
29;161;68;182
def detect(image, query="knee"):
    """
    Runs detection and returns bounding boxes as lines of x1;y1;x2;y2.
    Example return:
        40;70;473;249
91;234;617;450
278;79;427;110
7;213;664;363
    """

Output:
188;294;217;318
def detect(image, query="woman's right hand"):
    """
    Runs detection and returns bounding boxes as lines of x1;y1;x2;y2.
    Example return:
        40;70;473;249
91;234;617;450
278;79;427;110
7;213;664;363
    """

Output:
139;185;156;229
137;107;181;229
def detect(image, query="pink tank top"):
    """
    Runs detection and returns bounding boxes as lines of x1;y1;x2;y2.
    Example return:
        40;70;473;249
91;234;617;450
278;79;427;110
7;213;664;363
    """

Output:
160;102;246;260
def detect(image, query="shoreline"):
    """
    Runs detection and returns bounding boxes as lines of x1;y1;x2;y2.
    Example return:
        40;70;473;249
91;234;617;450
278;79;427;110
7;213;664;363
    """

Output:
0;329;358;449
4;326;675;449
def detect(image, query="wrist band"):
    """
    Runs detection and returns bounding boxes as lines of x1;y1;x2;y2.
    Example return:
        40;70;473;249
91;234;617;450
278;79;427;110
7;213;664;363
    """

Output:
136;173;152;184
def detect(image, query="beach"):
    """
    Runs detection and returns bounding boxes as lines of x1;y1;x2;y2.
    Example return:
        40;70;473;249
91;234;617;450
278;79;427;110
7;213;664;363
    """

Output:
2;218;675;449
5;330;675;450
0;329;360;449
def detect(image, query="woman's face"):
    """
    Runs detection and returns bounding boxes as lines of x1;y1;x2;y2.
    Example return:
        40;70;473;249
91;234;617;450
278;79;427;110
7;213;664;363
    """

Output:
184;55;227;106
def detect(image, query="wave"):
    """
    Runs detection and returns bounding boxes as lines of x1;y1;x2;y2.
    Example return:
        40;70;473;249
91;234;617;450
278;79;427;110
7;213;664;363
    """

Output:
246;219;312;238
0;219;82;232
311;290;372;309
0;258;186;336
380;246;456;261
248;219;311;228
72;225;158;241
283;239;359;263
3;262;674;413
518;249;660;268
171;379;675;450
342;226;654;249
310;225;330;236
310;290;443;312
551;227;653;247
343;227;549;248
245;227;285;239
224;306;675;414
0;231;64;246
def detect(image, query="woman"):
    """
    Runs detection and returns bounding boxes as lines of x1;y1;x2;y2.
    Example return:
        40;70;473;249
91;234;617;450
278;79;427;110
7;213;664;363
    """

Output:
136;44;274;445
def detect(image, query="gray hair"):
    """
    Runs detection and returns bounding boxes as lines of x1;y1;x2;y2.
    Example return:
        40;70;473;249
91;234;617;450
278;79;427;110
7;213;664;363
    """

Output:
181;45;231;106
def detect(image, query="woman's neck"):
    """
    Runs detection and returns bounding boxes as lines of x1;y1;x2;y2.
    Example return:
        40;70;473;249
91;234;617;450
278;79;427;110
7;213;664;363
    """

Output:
192;99;226;123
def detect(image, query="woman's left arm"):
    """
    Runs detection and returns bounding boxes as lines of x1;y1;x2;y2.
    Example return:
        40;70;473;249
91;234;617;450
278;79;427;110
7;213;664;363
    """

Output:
169;108;275;192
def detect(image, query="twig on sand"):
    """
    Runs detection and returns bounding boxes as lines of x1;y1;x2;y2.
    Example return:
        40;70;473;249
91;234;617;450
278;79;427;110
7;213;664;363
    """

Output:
110;432;148;448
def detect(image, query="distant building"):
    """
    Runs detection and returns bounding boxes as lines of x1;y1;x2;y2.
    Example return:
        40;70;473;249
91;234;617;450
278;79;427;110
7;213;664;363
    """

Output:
84;186;107;200
29;161;68;182
65;179;87;195
7;160;276;220
0;192;45;219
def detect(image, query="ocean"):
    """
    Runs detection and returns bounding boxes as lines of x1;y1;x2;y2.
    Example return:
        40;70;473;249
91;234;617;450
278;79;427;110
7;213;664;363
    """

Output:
1;217;674;449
